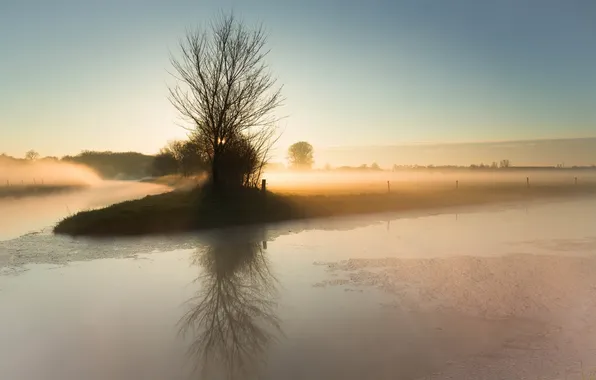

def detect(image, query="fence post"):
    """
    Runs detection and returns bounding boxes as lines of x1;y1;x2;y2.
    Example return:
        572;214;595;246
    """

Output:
456;180;459;189
526;177;530;188
575;177;578;186
387;181;391;193
261;179;266;194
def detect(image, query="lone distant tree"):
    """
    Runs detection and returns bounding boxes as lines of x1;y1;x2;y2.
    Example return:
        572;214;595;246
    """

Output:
168;13;283;190
287;141;314;169
25;150;40;161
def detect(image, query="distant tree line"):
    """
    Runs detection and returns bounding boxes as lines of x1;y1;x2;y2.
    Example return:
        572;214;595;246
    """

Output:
4;148;595;182
1;151;154;180
62;151;154;179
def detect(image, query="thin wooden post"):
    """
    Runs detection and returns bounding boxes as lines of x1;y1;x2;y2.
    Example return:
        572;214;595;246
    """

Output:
261;179;266;194
526;177;530;188
387;181;391;193
575;177;578;186
456;180;459;189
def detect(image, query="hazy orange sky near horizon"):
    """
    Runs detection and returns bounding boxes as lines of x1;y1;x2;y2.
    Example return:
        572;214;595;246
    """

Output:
1;0;595;162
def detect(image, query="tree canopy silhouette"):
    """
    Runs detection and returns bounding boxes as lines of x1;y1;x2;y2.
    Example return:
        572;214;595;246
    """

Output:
168;13;283;190
287;141;314;169
25;150;40;161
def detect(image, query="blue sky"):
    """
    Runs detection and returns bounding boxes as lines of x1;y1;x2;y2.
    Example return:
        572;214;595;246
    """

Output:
1;0;595;159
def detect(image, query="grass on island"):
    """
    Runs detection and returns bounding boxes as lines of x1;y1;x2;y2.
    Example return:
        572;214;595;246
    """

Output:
53;180;596;237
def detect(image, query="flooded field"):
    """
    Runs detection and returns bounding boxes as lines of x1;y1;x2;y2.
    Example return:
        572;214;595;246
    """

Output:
1;186;596;379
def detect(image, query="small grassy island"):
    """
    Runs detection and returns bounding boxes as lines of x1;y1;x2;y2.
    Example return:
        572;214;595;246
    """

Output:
53;182;596;237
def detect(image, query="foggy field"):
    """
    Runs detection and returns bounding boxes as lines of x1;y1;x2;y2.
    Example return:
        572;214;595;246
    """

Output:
264;170;596;195
0;157;106;200
0;157;101;188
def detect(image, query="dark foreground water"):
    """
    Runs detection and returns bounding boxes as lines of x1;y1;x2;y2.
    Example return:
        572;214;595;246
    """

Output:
1;188;596;379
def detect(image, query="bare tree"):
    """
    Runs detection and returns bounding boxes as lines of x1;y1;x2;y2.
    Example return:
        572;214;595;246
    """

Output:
25;150;40;161
169;13;283;190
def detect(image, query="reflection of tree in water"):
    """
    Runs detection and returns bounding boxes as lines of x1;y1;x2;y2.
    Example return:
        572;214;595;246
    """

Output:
179;229;281;379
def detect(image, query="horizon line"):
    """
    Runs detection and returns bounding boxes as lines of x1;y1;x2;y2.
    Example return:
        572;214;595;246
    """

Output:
321;136;596;151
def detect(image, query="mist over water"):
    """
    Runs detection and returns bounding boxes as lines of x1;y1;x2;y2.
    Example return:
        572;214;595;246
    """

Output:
0;180;170;240
0;158;102;186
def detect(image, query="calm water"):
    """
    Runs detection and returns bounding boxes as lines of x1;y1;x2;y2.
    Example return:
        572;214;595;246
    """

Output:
1;188;596;380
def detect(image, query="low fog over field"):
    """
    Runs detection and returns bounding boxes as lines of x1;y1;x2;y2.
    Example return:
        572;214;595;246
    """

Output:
264;169;596;194
0;156;101;186
0;156;170;239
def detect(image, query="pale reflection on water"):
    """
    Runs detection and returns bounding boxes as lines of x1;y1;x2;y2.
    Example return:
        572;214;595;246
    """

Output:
180;229;281;379
0;197;596;379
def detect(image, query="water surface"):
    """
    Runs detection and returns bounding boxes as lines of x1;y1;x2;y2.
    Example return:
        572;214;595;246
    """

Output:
1;193;596;379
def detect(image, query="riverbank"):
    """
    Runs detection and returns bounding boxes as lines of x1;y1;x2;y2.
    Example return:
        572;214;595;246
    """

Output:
53;182;596;236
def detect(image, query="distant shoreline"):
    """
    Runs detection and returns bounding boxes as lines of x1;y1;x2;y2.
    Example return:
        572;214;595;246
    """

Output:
0;184;87;199
53;182;596;237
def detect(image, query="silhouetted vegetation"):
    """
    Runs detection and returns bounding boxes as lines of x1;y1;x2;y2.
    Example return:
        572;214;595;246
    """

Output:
24;150;40;161
151;150;179;177
168;13;283;191
61;151;154;179
151;140;208;177
287;141;314;169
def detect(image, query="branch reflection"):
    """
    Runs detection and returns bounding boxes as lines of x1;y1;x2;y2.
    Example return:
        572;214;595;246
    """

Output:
179;228;281;379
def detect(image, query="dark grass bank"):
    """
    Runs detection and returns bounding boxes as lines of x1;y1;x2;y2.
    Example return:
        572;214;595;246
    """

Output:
53;183;596;237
